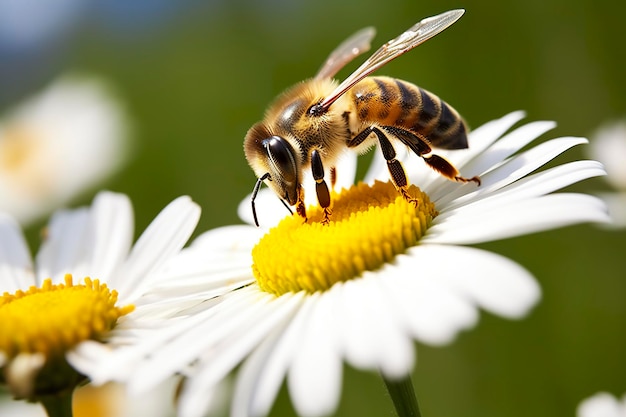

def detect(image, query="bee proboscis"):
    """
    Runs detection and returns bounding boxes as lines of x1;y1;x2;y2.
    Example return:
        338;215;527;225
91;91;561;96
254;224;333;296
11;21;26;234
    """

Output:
244;9;480;226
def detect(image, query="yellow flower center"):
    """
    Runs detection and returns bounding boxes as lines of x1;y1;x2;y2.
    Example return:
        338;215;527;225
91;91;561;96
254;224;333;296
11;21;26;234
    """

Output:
0;125;51;194
252;181;437;295
0;274;134;360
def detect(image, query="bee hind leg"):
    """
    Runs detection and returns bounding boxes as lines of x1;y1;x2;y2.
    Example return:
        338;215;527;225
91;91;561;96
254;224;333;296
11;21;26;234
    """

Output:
422;154;481;186
379;125;481;186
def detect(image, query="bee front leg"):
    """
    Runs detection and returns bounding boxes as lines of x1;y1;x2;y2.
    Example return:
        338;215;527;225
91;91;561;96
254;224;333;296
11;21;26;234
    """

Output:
311;149;332;224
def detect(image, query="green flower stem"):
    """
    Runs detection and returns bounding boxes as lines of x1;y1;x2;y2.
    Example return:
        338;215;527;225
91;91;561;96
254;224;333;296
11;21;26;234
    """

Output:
39;391;73;417
383;373;422;417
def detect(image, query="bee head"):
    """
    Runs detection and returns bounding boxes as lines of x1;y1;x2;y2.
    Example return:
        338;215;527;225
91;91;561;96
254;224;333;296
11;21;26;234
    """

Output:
244;123;302;224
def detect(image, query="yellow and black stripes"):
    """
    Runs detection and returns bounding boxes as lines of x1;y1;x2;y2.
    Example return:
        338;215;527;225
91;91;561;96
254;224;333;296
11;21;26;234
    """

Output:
350;76;468;150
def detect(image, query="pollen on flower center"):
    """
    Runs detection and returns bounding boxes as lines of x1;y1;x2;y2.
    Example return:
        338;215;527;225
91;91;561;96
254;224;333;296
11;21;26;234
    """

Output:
252;180;437;295
0;274;134;360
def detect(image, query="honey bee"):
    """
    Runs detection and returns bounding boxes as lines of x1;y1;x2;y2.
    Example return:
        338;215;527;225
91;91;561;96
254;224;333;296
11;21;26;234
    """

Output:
244;9;480;226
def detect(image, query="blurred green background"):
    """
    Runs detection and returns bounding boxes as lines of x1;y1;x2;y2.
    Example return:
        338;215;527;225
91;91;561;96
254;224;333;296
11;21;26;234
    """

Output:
2;0;625;416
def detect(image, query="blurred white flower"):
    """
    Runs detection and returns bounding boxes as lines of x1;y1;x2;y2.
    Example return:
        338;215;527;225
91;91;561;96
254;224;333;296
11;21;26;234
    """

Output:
0;380;177;417
577;392;626;417
0;75;131;225
588;119;626;227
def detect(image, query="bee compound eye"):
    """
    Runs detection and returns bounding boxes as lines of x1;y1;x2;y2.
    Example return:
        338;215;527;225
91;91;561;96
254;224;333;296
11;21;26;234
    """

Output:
263;136;297;183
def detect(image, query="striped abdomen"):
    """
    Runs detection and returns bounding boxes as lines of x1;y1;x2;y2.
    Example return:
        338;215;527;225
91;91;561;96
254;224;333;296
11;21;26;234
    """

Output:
349;76;468;149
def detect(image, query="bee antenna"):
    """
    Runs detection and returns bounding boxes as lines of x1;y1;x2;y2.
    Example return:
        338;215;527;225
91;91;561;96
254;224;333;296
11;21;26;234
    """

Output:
279;198;294;216
251;173;271;227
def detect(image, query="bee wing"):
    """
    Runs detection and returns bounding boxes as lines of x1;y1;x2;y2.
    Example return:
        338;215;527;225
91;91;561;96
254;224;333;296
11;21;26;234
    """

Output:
318;9;465;111
315;27;376;80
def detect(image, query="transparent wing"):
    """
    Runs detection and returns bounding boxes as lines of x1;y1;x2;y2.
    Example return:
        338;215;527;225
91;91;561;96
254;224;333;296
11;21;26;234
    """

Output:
315;26;376;80
318;9;465;111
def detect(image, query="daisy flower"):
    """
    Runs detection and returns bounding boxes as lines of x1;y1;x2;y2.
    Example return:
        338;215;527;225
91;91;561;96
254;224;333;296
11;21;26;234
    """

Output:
0;191;199;415
0;75;130;226
587;119;626;227
73;112;609;417
577;392;626;417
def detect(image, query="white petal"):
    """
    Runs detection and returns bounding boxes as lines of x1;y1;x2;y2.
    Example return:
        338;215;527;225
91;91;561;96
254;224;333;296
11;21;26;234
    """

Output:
233;296;314;417
363;147;388;184
412;245;541;318
427;121;557;203
433;136;588;209
189;224;263;251
0;213;35;292
465;111;528;158
177;292;302;417
332;150;358;191
417;111;529;192
432;160;606;229
426;193;610;245
367;276;416;378
86;191;134;285
115;196;200;303
376;254;478;345
331;276;414;377
577;392;626;417
588;120;626;189
35;207;90;282
459;120;556;176
288;292;343;417
128;288;264;393
595;191;626;228
148;225;261;294
439;160;606;214
238;188;292;229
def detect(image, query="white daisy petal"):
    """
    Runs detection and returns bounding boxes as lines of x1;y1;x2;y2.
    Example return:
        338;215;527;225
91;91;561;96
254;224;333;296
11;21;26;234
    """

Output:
426;193;609;245
288;293;343;417
379;253;478;345
426;121;556;203
330;280;376;370
415;111;529;192
148;225;261;295
332;150;358;192
577;392;626;417
460;120;556;175
189;224;263;252
363;147;388;184
596;191;626;228
0;213;35;292
86;192;134;286
238;188;293;228
588;120;626;189
433;136;588;209
416;245;540;318
331;276;413;377
367;276;416;378
431;160;606;229
177;292;303;417
115;196;200;303
35;207;90;282
464;111;528;158
233;297;313;417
